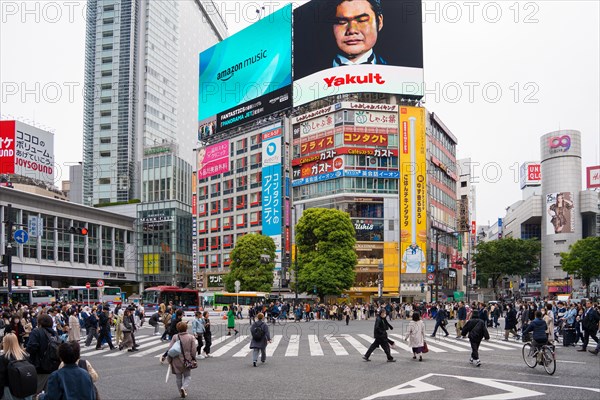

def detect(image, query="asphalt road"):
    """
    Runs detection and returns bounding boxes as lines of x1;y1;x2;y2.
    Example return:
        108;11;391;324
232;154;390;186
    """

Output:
81;317;600;400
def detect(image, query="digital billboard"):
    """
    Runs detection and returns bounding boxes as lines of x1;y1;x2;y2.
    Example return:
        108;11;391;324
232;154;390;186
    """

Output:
197;140;230;180
546;192;575;235
198;5;292;133
399;106;427;274
0;120;55;184
293;0;424;106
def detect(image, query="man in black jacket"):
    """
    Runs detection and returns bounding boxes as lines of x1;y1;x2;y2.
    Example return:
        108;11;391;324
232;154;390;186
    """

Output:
26;314;59;394
431;305;449;337
95;308;115;350
578;301;599;352
503;303;519;341
363;309;395;362
461;310;490;367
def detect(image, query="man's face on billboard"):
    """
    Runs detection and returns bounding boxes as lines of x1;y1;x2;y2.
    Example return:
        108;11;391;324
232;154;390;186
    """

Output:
333;0;383;60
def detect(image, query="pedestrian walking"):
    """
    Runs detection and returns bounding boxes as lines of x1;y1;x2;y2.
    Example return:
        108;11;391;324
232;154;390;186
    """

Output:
118;309;135;352
363;309;395;362
166;322;197;399
405;311;426;361
26;314;60;395
1;332;37;400
455;301;467;339
95;308;115;351
191;312;205;358
202;311;212;358
577;301;599;352
227;308;238;336
460;310;490;367
344;305;351;325
250;313;271;367
431;306;449;337
68;310;81;342
84;308;98;347
503;304;519;341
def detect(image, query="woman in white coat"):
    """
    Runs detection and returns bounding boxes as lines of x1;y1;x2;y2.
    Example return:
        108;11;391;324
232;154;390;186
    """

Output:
68;310;81;342
405;311;426;361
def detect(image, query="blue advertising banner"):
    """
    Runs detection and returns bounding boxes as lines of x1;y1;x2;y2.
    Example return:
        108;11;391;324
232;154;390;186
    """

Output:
262;127;283;267
292;170;400;187
199;5;292;132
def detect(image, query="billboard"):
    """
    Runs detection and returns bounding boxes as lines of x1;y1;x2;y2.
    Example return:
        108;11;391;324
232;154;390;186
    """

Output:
0;120;55;184
143;254;160;275
546;192;575;235
198;5;292;133
399;106;427;274
586;165;600;189
293;0;424;106
197;140;230;180
262;126;283;267
519;162;541;189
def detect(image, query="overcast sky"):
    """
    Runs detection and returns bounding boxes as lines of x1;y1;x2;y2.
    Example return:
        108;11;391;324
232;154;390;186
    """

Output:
1;0;598;226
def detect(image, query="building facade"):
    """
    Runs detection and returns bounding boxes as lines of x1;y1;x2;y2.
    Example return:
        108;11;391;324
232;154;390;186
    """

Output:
82;0;226;206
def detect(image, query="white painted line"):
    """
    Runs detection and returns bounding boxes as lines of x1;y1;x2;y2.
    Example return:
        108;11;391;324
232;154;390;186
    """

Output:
475;341;514;350
324;335;349;356
556;360;587;364
266;335;282;357
308;334;324;356
357;334;399;354
212;335;248;357
425;339;470;352
103;337;161;357
340;334;368;354
133;342;171;357
489;340;527;349
285;334;300;357
388;334;446;353
232;342;254;358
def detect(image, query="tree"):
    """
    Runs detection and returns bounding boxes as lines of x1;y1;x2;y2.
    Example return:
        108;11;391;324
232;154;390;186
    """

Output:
295;208;357;299
473;238;541;297
223;234;276;293
560;237;600;298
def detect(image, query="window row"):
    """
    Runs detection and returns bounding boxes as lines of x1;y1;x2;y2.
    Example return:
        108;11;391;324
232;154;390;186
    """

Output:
196;211;262;236
197;192;262;215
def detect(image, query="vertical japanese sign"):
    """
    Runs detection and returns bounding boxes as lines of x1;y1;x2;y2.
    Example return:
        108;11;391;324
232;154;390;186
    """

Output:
0;120;16;174
399;107;427;274
262;126;283;268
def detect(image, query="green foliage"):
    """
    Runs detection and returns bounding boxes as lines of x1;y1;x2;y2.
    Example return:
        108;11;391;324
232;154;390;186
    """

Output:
560;237;600;298
473;238;541;295
295;208;357;298
223;234;276;293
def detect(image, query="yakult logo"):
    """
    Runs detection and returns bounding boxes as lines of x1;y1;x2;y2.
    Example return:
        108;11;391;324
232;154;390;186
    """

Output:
549;135;571;153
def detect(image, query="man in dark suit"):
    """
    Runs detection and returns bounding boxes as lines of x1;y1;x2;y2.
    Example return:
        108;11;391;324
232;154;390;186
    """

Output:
331;0;387;67
577;301;599;352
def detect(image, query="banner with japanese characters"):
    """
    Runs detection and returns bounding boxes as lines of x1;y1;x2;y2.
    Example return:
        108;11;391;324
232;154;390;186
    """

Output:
0;120;55;184
262;126;283;267
197;140;230;180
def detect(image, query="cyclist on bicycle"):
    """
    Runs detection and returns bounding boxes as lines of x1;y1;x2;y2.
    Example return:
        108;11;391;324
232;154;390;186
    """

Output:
523;310;549;351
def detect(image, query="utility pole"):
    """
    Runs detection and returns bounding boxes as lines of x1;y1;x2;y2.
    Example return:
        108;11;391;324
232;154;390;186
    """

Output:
3;204;14;302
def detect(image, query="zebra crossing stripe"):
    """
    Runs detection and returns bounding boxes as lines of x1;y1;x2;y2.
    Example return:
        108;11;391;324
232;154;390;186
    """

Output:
489;339;526;349
103;337;164;357
340;334;368;354
285;335;300;357
424;338;471;352
387;334;446;353
212;335;248;357
266;335;282;357
308;335;324;356
475;341;514;350
132;342;170;357
233;341;253;358
357;334;400;355
324;335;349;356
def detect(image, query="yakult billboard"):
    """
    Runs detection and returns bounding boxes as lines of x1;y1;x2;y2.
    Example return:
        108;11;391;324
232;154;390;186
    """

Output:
0;120;55;184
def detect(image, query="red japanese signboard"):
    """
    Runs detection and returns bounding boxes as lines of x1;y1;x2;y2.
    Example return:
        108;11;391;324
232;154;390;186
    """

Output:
300;135;335;156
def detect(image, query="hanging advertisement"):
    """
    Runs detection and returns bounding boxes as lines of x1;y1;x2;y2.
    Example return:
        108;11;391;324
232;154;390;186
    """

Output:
0;120;55;184
143;254;160;275
399;106;427;274
354;110;398;128
546;192;575;235
297;114;335;137
262;126;283;268
293;0;424;106
293;147;397;166
197;140;230;180
198;5;292;133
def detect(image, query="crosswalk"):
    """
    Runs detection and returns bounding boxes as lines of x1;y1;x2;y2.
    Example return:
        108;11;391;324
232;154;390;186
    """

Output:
78;332;527;360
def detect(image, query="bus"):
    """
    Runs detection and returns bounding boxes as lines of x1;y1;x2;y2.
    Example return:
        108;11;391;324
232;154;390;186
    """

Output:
0;286;58;306
59;286;122;306
142;286;200;316
213;292;268;311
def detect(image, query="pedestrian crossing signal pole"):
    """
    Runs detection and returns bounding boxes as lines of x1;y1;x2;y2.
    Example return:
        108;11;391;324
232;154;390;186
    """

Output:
3;204;13;303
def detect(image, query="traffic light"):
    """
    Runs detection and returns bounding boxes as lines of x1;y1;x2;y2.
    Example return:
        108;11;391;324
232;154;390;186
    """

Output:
69;226;88;235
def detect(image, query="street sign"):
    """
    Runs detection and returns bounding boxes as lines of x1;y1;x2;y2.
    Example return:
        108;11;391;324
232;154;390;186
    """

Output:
96;279;105;287
426;265;435;273
234;280;240;293
427;273;435;281
85;282;91;289
28;216;43;238
13;230;29;244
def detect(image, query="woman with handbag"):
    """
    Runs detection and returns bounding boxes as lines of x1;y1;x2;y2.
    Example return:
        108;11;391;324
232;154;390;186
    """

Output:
405;311;426;361
167;322;197;399
119;309;135;352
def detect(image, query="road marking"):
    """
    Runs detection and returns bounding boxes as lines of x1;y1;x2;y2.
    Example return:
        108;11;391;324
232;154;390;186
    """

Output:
357;334;399;354
232;342;254;358
133;342;171;357
362;375;444;400
103;336;160;357
388;334;446;353
212;335;248;357
425;338;471;352
324;335;349;356
308;334;324;356
266;335;282;357
556;360;587;364
489;340;526;349
474;341;514;350
340;334;369;354
285;334;300;357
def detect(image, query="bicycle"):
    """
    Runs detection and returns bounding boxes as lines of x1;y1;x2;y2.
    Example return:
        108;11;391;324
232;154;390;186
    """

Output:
522;341;556;375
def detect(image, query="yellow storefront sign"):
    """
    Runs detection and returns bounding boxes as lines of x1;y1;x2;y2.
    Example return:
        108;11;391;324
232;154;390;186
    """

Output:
143;253;160;274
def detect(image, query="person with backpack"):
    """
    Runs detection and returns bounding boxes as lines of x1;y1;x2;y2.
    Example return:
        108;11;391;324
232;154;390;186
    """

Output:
26;314;59;395
249;313;271;367
0;332;37;400
460;310;491;367
165;322;197;399
39;341;96;400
